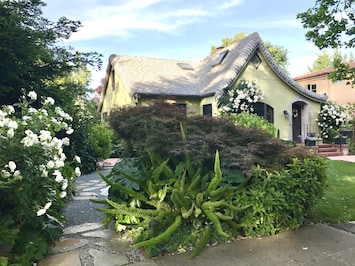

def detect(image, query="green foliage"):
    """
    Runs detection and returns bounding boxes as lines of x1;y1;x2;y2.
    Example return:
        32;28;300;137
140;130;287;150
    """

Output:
88;123;114;160
97;149;327;258
0;93;80;264
210;32;289;73
227;112;276;138
103;104;328;258
108;103;310;174
236;156;327;236
297;0;355;86
0;0;102;106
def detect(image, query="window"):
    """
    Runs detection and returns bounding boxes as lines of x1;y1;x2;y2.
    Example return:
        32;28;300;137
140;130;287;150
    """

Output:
175;103;187;116
177;62;194;70
250;53;262;69
203;104;212;116
307;84;317;93
111;70;115;90
253;102;274;123
212;50;229;67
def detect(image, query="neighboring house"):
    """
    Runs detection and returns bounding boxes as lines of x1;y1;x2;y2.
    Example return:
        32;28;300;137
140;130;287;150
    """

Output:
293;62;355;106
99;32;327;142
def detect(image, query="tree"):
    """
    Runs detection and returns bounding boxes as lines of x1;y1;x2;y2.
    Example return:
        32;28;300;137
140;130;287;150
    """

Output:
308;51;332;72
0;0;102;105
297;0;355;85
210;32;289;73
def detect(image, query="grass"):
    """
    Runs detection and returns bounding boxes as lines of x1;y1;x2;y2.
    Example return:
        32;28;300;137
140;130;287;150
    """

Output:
311;159;355;224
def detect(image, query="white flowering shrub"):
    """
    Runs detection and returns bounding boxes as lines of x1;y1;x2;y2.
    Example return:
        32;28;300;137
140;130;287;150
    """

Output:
217;79;264;114
317;102;348;142
0;91;81;264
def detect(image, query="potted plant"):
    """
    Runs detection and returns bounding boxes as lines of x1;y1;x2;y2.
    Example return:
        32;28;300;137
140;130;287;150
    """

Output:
305;132;317;146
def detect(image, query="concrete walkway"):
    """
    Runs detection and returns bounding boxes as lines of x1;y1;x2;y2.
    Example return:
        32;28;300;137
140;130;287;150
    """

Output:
39;156;355;265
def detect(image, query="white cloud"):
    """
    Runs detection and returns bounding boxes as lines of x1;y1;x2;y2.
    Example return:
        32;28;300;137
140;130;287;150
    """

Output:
220;0;245;9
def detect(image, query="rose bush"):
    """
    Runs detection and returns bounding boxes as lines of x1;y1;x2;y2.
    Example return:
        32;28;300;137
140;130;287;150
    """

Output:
0;91;81;265
217;79;264;114
317;101;348;142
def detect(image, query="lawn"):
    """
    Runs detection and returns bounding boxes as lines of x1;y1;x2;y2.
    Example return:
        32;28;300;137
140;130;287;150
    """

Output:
311;159;355;224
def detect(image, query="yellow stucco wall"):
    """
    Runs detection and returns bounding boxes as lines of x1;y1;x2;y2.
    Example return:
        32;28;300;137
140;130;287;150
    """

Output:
101;67;135;117
232;51;321;140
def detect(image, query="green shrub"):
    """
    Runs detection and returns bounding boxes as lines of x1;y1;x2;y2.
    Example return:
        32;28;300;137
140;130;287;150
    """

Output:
99;103;328;258
226;112;276;138
88;123;114;160
108;104;310;173
96;150;327;258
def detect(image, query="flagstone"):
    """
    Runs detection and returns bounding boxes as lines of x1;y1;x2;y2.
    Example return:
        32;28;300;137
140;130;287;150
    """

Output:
64;223;103;235
73;196;98;200
79;191;98;196
38;251;80;266
52;238;89;253
88;249;129;266
82;229;117;239
94;239;131;252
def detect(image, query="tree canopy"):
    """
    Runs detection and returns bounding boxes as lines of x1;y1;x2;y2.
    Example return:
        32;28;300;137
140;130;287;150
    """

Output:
210;32;289;73
297;0;355;85
0;0;102;105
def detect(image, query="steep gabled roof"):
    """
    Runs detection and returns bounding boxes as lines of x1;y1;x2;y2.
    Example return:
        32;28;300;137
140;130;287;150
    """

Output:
102;32;327;104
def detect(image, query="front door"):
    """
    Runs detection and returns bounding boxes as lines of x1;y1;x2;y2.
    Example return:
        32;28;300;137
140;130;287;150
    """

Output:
292;103;302;142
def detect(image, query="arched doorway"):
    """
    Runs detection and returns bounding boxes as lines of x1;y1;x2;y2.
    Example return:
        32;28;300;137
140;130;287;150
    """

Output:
292;101;307;142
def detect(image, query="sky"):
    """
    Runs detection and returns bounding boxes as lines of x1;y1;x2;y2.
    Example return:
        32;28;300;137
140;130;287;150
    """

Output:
42;0;326;90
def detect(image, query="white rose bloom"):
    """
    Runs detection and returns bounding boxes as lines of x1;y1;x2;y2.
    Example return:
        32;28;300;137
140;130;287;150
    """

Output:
28;91;37;100
13;170;21;177
53;170;63;183
36;208;46;216
59;191;67;198
8;161;16;172
1;170;11;178
75;167;81;177
74;155;81;163
47;160;55;169
44;202;52;210
62;179;68;190
44;97;55;105
66;127;74;135
7;128;14;138
8;120;18;129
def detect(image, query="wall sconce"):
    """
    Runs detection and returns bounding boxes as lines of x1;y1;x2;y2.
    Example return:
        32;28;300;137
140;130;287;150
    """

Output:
283;110;289;119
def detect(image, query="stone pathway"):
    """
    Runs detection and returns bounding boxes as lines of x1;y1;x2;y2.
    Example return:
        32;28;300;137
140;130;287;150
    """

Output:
39;168;158;266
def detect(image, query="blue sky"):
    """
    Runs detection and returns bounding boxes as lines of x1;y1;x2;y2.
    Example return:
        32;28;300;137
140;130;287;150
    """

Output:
42;0;325;89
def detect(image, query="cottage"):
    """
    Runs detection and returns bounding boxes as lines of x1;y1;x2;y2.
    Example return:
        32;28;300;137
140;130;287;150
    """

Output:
99;32;326;142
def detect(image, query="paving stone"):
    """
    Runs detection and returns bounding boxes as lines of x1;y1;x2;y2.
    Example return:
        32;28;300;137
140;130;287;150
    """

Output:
64;222;103;235
89;249;129;266
52;238;89;253
82;229;117;239
100;187;109;196
38;251;81;266
129;261;158;266
83;186;102;192
79;191;98;196
94;239;131;252
73;196;98;200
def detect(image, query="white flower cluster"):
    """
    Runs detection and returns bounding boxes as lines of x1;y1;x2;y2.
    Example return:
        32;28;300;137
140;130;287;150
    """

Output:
0;91;81;217
317;102;348;139
218;79;264;114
